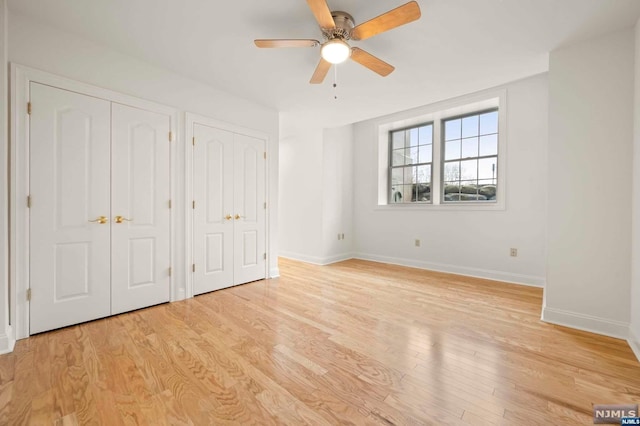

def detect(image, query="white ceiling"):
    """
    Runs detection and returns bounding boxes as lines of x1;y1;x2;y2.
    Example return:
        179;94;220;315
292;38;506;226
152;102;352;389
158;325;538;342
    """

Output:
9;0;640;128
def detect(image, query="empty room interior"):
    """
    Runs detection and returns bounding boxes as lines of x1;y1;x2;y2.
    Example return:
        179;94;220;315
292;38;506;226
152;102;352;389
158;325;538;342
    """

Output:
1;0;640;424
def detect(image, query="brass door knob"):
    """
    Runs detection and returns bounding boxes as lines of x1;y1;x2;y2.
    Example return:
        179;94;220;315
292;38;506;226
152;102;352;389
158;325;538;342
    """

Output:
235;214;245;220
225;214;232;220
89;216;108;224
114;215;133;224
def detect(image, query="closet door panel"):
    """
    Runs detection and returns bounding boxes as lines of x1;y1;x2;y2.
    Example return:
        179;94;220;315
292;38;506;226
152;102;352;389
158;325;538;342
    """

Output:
193;124;234;294
233;134;266;285
29;83;111;334
111;103;171;314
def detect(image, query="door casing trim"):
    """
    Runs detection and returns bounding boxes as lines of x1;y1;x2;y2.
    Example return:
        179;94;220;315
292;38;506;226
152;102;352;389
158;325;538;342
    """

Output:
10;63;179;339
184;112;271;299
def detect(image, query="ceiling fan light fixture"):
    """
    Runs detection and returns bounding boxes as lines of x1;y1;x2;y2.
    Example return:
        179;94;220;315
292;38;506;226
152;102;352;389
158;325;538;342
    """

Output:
321;39;351;64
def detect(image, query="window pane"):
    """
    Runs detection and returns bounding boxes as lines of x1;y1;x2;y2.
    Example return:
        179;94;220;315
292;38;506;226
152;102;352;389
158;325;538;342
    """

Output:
390;184;403;203
479;134;498;156
478;180;497;200
391;168;403;186
480;111;498;135
444;162;460;182
460;159;477;180
418;145;432;163
443;182;460;192
463;193;485;201
406;147;418;165
462;115;479;138
391;149;405;166
409;128;419;147
445;119;461;140
478;157;497;181
445;140;461;160
401;185;413;203
415;183;431;202
443;182;460;201
461;182;478;195
392;131;405;150
461;137;478;159
417;165;431;183
404;166;416;184
419;125;433;145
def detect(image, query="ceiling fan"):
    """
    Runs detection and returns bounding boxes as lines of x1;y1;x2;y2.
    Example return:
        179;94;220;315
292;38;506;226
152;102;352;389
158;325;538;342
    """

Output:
254;0;422;84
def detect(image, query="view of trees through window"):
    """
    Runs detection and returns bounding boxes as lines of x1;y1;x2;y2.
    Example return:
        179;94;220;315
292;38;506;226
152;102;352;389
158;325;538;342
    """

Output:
389;123;433;203
443;110;498;202
388;109;499;204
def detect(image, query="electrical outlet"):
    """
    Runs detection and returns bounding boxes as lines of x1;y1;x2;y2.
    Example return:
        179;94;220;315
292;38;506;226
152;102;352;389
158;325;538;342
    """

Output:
510;248;518;257
415;239;421;247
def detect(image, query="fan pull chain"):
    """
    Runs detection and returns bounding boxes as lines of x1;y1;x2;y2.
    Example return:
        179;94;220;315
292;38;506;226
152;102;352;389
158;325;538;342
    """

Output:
333;66;338;100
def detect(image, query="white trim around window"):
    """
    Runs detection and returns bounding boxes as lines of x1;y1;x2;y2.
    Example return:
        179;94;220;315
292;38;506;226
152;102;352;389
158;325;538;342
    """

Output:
375;88;507;211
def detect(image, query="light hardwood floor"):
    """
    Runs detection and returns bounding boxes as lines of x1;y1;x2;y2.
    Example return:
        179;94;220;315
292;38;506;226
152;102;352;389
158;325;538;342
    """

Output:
1;258;639;425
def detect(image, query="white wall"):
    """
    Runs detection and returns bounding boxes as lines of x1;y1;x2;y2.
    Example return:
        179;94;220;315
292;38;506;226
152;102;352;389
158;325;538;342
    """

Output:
351;74;548;286
278;127;325;262
631;20;640;358
322;126;353;262
3;12;280;340
545;29;634;338
278;121;354;264
0;0;11;354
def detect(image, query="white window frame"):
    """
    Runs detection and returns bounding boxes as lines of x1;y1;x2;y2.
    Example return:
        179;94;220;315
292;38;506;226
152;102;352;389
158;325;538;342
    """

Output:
388;122;434;204
376;89;507;211
441;108;499;204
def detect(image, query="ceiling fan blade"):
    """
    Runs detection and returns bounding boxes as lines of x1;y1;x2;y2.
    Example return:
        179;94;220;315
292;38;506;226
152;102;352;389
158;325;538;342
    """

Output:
350;48;395;77
351;1;421;41
254;39;320;48
306;0;336;29
310;58;332;84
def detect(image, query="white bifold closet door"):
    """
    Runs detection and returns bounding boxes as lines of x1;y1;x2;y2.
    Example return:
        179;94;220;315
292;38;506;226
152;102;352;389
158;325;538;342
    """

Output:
110;103;171;315
29;83;112;333
29;84;171;334
192;123;266;295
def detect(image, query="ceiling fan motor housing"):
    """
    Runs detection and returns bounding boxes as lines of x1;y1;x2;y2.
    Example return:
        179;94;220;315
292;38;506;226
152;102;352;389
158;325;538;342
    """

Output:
323;11;355;40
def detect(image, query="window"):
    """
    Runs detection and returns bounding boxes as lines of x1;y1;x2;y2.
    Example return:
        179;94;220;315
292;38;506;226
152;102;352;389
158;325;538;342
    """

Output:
383;104;501;206
442;110;498;202
389;123;433;203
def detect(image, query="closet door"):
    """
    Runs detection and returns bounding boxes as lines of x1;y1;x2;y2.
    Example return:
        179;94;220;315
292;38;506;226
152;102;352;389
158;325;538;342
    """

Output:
110;103;171;314
192;124;234;294
29;83;112;334
233;134;266;284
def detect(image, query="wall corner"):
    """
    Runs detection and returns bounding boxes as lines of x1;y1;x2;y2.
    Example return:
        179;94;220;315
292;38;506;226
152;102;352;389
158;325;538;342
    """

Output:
629;326;640;363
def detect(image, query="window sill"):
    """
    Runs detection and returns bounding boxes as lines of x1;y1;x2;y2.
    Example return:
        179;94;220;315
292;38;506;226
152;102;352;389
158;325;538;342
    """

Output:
375;202;505;212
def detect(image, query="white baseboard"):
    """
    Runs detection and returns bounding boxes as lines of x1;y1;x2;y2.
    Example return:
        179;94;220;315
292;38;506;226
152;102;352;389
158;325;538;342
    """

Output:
0;325;15;355
541;306;629;339
353;252;545;287
269;267;280;278
278;251;354;266
322;253;355;265
175;288;186;301
629;327;640;363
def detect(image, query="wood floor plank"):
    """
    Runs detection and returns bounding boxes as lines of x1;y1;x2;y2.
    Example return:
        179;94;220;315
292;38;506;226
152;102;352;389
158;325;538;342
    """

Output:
1;257;639;424
55;412;79;426
153;389;194;426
